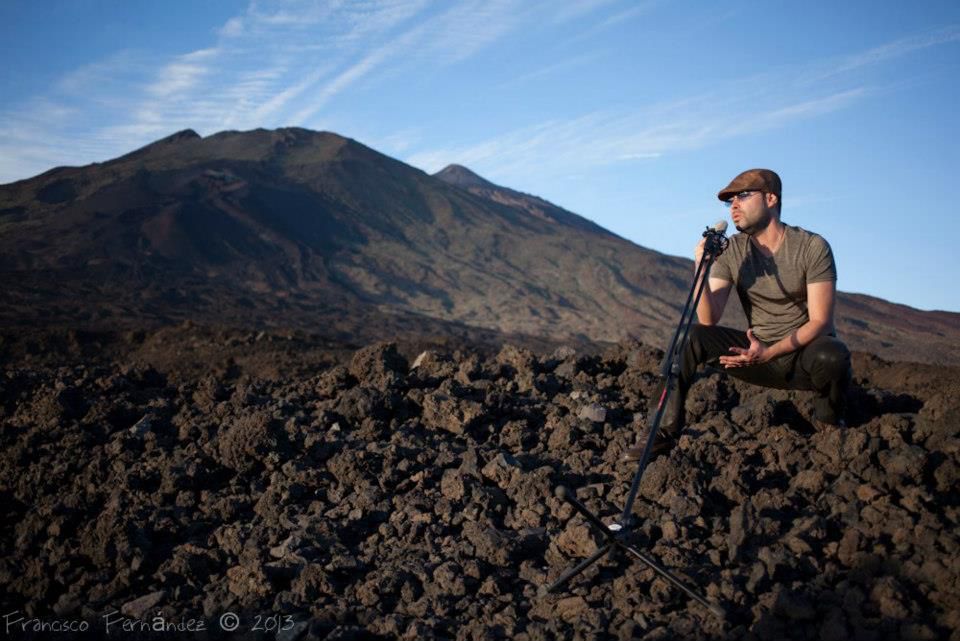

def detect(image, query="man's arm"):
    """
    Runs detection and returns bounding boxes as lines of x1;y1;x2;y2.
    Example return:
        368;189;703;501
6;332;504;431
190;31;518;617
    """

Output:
763;280;835;359
696;277;733;325
693;237;733;325
721;280;836;367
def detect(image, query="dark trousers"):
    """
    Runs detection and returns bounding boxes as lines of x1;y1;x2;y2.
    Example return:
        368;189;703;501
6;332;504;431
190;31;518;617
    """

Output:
661;324;852;434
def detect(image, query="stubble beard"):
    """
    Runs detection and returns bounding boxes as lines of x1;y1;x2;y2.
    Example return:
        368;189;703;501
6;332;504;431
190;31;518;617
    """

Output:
735;212;772;236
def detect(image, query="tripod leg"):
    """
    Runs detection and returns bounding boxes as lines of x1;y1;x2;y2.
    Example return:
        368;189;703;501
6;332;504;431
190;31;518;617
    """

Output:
540;543;614;596
556;485;618;543
621;543;726;619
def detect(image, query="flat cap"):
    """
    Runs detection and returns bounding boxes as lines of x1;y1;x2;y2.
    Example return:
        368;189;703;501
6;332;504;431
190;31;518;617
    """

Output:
718;168;782;201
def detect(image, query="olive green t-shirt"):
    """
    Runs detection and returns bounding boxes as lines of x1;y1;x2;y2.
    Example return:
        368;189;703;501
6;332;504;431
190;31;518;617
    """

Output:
710;224;837;343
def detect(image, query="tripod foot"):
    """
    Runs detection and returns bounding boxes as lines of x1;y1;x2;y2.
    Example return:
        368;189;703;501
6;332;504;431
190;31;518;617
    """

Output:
707;603;726;620
540;543;613;596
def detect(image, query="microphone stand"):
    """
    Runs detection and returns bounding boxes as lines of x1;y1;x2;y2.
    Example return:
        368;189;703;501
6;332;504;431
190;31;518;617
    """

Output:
540;225;729;619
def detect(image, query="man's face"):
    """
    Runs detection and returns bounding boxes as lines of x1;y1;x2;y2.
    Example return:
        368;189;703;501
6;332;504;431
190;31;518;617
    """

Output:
728;190;772;235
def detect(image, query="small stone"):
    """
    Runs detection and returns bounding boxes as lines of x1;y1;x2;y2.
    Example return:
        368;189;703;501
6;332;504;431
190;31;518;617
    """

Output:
432;561;467;596
578;403;606;423
555;596;588;622
792;469;826;494
746;562;767;593
481;452;521;488
870;576;910;619
841;429;869;461
660;519;679;542
856;484;882;502
878;445;927;477
277;620;310;641
422;392;484;434
349;342;407;385
837;528;861;566
121;591;165;618
441;468;471;501
728;502;752;561
129;414;153;436
53;594;81;616
554;524;598;558
552;346;577;360
784;535;812;555
411;351;429;369
462;521;513;564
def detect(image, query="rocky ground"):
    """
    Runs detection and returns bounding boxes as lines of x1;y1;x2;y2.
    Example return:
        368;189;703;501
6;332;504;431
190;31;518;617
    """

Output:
1;334;959;640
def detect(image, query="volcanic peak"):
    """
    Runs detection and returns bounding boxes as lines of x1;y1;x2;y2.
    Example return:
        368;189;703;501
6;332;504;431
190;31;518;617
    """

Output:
433;164;496;189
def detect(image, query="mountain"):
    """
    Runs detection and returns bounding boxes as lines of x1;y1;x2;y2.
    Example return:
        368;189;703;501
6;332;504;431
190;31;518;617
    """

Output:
432;164;608;236
1;127;958;365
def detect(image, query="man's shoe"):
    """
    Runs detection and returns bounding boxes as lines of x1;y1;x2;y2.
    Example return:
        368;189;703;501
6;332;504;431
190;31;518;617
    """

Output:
622;431;677;462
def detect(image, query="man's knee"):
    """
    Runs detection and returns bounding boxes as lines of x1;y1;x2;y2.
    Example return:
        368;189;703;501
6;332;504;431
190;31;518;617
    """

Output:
687;323;708;347
687;323;728;349
686;323;717;365
808;338;851;379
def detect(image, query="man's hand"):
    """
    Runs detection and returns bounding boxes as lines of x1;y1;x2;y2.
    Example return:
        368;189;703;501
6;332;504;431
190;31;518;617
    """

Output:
694;237;708;269
719;328;769;368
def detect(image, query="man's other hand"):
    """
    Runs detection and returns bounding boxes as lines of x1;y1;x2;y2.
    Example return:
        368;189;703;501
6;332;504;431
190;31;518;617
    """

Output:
719;328;768;367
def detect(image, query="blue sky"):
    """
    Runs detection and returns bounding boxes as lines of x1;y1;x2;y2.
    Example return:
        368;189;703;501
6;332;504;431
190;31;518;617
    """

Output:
2;1;959;312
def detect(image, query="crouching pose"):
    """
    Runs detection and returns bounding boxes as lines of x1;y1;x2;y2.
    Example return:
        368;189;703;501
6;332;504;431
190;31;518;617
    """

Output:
625;168;852;461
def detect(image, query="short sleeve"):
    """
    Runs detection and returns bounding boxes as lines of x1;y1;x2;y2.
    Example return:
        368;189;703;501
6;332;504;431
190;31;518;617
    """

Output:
805;235;837;283
709;244;735;283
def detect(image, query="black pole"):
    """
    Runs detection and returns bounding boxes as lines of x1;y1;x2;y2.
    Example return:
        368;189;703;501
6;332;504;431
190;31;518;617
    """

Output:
541;224;729;619
621;543;726;618
660;253;711;377
541;543;613;595
620;251;717;526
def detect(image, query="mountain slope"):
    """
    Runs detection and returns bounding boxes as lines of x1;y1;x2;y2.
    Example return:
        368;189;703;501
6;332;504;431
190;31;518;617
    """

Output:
1;127;957;365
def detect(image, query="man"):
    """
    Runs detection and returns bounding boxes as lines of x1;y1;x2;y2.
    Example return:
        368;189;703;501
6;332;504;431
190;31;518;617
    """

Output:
624;168;852;462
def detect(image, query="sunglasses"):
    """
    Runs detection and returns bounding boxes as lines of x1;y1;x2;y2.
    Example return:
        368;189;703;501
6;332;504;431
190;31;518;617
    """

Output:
722;190;761;207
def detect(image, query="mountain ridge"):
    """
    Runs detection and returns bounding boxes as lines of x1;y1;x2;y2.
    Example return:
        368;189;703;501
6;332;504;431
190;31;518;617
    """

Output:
1;127;957;365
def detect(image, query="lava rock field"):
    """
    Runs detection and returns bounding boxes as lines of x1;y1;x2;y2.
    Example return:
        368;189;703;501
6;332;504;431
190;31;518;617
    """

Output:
1;339;959;640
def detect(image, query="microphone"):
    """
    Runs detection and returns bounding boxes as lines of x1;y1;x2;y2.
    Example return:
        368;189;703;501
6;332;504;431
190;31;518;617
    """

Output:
702;220;729;257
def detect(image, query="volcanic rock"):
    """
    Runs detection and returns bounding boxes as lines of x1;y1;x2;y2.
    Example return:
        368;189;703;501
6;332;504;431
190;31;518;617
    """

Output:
1;334;959;640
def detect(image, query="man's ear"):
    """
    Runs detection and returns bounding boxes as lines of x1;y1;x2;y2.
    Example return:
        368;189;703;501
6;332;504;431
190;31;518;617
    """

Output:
765;192;779;210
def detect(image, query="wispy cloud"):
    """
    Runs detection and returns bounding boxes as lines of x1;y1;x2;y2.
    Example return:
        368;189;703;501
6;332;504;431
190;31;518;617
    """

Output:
288;46;395;126
244;65;331;126
147;48;219;97
287;0;536;127
404;86;868;181
497;50;606;89
0;97;114;181
403;24;960;183
800;24;960;84
56;50;147;95
550;0;621;23
218;16;244;38
567;0;659;42
0;6;958;186
840;25;960;69
377;127;422;154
